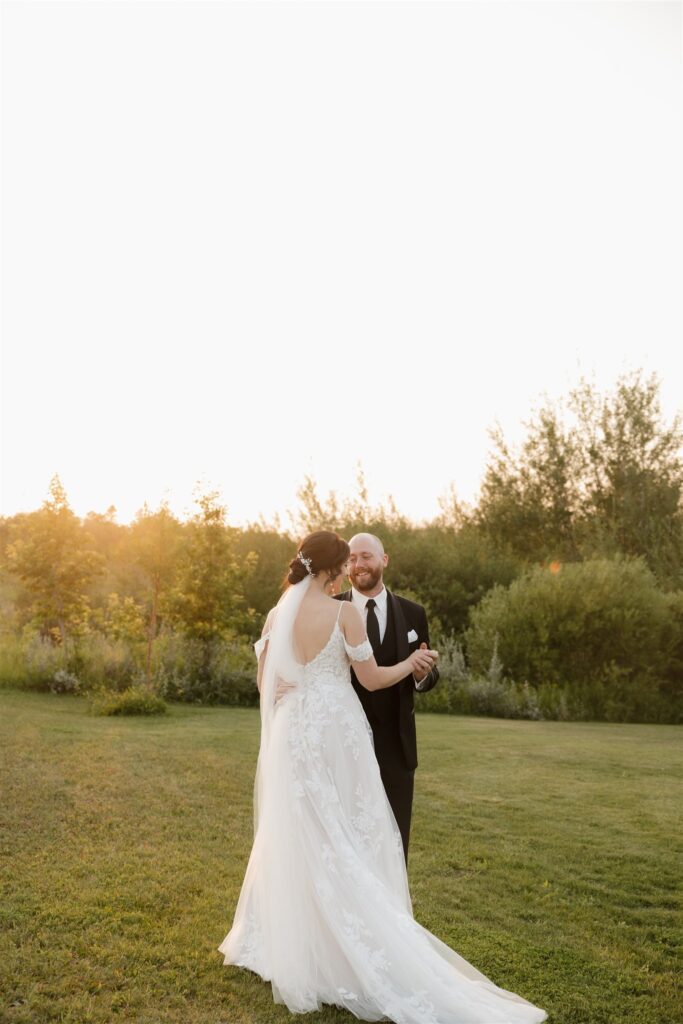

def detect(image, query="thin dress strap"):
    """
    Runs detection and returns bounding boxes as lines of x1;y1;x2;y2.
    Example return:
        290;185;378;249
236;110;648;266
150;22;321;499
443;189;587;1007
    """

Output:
335;599;345;625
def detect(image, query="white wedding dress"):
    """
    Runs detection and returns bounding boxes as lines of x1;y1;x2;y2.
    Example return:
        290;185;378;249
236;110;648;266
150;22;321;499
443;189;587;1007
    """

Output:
218;578;547;1024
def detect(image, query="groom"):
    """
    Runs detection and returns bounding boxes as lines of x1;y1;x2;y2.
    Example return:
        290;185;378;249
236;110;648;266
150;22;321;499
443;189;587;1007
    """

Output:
335;533;439;864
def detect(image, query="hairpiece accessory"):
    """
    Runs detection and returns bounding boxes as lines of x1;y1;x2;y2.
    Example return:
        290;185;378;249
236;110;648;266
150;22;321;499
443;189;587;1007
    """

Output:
297;551;314;575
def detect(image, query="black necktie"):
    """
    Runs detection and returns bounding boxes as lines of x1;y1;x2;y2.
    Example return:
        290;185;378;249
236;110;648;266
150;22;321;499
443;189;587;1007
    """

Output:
365;598;380;654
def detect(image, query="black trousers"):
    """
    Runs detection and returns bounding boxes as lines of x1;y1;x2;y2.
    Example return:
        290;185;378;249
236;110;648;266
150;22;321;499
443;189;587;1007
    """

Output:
372;720;415;865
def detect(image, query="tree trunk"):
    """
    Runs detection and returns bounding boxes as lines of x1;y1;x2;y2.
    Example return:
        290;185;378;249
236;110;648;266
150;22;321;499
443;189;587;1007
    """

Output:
145;585;159;689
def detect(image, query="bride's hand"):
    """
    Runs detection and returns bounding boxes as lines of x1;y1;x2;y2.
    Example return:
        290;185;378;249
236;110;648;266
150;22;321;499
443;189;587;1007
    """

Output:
407;648;437;676
275;678;297;702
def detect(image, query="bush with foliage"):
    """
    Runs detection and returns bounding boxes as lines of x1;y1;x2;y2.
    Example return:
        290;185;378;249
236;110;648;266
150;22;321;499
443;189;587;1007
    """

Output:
417;635;544;720
0;631;63;690
152;630;258;706
1;629;143;693
88;685;168;716
465;556;681;722
49;669;82;695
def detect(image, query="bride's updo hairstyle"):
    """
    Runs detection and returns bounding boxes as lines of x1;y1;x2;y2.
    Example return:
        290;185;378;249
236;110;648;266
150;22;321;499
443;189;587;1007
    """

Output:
285;530;350;587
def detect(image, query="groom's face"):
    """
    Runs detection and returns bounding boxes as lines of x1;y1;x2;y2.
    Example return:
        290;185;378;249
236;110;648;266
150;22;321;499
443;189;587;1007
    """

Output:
347;539;387;593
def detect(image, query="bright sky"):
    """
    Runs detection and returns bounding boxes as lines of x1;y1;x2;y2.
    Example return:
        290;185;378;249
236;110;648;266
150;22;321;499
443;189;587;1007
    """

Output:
2;1;681;529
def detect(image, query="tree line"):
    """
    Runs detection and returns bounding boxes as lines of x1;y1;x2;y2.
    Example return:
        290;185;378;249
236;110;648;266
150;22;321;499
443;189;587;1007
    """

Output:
1;370;681;722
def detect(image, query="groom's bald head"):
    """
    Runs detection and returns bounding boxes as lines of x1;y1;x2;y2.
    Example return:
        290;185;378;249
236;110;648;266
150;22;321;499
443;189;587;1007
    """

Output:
347;533;388;595
348;532;385;557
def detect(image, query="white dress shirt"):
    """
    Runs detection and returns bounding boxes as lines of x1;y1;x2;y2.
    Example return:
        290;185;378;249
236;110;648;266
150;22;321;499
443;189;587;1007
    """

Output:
350;584;389;643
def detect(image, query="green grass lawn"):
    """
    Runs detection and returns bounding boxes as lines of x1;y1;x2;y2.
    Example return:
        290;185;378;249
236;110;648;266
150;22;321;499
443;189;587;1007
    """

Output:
1;690;680;1024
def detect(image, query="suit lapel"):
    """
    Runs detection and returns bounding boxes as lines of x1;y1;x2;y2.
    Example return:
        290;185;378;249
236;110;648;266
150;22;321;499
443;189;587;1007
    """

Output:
387;590;410;661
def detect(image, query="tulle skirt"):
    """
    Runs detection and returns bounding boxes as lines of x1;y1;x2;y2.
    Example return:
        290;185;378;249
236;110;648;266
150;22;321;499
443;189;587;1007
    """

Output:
218;681;547;1024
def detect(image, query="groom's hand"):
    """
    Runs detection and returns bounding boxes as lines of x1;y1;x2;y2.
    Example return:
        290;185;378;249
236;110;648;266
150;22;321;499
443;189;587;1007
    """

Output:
414;642;438;683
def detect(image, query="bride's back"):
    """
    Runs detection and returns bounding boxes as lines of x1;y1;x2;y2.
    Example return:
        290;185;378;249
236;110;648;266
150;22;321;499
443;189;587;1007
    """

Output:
292;592;343;664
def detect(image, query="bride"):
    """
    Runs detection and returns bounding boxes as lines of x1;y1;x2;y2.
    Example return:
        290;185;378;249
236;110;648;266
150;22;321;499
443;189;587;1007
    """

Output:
218;531;547;1024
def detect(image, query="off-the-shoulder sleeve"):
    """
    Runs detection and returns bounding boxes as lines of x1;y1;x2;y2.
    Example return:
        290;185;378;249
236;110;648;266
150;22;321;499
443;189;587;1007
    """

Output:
254;631;271;660
343;637;374;662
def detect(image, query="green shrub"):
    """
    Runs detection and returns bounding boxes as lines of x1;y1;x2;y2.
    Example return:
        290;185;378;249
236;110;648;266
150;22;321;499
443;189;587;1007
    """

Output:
0;629;142;693
17;631;68;689
69;633;141;690
0;626;259;706
465;555;681;722
49;669;82;694
458;677;540;718
88;686;167;716
152;631;258;706
660;589;683;707
417;633;469;714
417;634;543;719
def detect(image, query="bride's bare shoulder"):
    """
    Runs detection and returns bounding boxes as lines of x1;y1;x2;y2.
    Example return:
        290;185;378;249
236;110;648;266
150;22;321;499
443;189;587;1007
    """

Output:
336;599;364;631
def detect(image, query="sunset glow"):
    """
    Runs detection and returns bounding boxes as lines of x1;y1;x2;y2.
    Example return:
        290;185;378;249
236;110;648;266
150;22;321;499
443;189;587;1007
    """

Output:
2;2;681;526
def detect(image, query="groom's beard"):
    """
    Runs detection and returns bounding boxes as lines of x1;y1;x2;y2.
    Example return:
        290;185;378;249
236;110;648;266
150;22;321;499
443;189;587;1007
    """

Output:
349;567;383;592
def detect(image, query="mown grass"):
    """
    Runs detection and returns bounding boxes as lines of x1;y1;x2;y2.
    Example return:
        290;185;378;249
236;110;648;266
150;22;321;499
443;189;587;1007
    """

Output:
1;689;680;1024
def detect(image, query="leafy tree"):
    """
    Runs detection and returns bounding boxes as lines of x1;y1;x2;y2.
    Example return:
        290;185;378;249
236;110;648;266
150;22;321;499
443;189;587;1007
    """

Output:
571;370;683;586
474;371;683;585
291;475;343;534
4;475;104;641
234;526;295;626
166;487;255;643
128;501;183;684
387;523;522;637
475;403;582;563
91;592;147;644
290;466;408;539
81;507;134;617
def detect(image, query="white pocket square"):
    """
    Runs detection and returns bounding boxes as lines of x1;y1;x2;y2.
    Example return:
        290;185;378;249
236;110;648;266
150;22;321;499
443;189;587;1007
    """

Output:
407;629;418;643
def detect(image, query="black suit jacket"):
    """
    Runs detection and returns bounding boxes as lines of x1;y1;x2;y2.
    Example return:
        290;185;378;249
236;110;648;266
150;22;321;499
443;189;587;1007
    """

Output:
334;589;439;771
